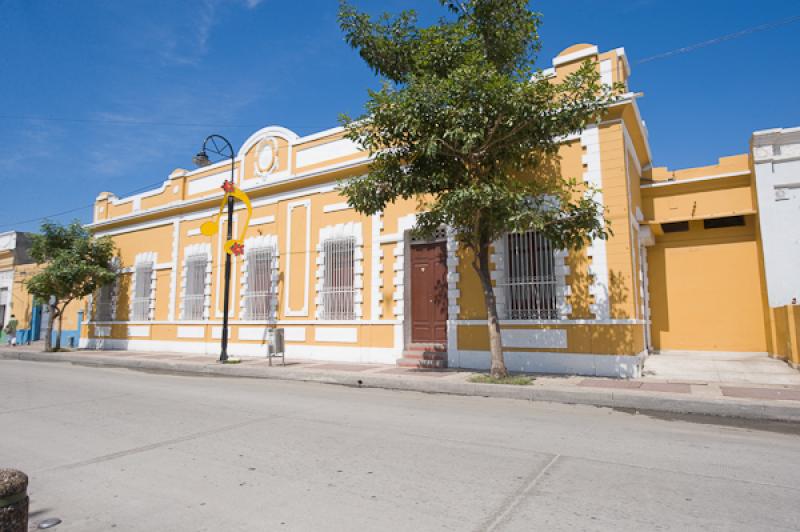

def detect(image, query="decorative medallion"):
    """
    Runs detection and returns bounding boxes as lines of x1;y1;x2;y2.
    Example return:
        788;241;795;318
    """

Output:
254;137;279;177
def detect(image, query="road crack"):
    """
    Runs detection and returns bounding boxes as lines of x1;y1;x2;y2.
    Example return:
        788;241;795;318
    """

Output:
478;453;561;532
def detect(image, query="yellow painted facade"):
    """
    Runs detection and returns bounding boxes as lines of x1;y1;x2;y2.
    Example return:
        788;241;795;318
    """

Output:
769;305;800;367
0;232;85;346
77;43;792;376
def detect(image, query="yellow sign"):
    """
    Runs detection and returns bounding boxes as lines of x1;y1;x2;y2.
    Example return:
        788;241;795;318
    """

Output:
200;181;253;256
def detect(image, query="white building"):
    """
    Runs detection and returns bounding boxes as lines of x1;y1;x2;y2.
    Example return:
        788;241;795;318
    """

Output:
752;126;800;307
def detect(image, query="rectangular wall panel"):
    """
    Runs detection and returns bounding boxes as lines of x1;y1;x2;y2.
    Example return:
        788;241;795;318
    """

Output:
314;327;358;343
501;328;567;349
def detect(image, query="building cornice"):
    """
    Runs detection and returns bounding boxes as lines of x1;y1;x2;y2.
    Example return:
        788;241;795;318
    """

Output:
640;170;751;189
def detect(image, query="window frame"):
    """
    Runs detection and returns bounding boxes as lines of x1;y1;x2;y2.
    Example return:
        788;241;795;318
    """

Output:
243;246;275;321
500;230;559;321
182;254;208;320
131;261;154;321
94;282;115;322
320;236;356;321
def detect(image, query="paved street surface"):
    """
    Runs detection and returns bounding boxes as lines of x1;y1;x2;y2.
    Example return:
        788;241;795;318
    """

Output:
2;361;800;531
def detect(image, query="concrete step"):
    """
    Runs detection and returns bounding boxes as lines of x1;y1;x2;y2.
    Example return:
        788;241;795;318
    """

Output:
405;343;446;353
402;351;448;361
396;357;448;369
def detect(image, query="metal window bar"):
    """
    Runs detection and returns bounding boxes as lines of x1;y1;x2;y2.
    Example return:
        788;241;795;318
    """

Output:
244;247;273;320
502;231;558;320
132;263;153;321
95;283;114;321
183;255;207;320
321;237;355;320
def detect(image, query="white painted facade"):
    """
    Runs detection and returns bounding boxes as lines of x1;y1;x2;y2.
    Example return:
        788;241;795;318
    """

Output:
752;126;800;307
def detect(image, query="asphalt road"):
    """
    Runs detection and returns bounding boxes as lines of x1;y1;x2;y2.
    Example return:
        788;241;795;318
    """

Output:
2;360;799;532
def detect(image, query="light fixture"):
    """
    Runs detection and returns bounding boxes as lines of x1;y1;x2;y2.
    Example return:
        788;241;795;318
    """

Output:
192;150;211;168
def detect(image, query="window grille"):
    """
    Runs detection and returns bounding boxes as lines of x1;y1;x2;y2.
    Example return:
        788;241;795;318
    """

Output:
244;247;273;320
501;231;558;320
132;262;154;321
183;255;207;320
95;283;114;321
321;237;355;320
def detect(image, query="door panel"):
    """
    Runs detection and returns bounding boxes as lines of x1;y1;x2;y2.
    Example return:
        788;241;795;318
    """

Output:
410;242;448;344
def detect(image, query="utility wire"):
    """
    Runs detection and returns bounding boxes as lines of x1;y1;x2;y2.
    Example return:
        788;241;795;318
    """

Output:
4;15;798;230
0;180;168;231
635;14;800;65
0;115;267;128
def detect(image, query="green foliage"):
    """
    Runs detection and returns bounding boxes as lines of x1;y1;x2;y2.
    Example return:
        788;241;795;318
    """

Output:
26;221;117;309
338;0;622;252
469;373;534;385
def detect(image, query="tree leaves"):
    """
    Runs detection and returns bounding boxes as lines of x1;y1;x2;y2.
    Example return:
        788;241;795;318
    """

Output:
26;220;117;309
338;0;620;254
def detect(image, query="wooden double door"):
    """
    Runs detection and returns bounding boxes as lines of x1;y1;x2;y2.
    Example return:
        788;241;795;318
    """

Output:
410;241;448;344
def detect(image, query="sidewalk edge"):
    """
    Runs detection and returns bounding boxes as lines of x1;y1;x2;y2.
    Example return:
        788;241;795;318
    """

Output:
3;350;799;423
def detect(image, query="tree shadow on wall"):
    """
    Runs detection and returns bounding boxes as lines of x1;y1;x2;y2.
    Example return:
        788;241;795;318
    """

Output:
115;274;131;323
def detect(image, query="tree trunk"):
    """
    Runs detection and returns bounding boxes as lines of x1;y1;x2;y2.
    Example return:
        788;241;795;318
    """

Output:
43;304;56;352
473;239;508;378
54;311;63;351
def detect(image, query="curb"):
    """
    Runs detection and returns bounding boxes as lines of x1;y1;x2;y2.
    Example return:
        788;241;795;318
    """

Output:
3;350;800;423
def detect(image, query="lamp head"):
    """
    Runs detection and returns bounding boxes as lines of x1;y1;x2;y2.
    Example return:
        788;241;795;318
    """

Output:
193;150;211;168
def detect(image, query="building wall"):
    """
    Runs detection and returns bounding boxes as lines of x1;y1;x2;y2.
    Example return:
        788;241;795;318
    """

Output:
641;153;771;354
752;127;800;307
769;305;800;367
646;216;767;352
81;43;732;377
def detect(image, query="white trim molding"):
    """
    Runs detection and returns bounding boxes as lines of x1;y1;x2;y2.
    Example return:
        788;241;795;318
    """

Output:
455;349;645;378
446;228;460;362
392;214;417;318
323;202;353;213
129;252;157;321
501;328;567;349
490;235;571;321
315;221;365;320
240;234;279;321
370;212;384;319
314;327;358;343
582;125;610;320
127;325;151;338
296;138;364;168
249;215;275;226
284;199;311;317
79;337;402;364
552;45;598;67
168;220;179;321
177;326;205;339
180;243;212;320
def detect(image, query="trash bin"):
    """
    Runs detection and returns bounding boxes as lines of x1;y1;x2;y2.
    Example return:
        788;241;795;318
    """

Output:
268;328;285;366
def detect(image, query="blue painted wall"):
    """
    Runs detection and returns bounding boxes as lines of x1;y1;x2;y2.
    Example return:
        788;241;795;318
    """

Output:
16;309;83;348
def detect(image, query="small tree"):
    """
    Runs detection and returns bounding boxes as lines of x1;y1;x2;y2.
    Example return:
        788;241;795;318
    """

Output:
339;0;620;377
26;221;116;352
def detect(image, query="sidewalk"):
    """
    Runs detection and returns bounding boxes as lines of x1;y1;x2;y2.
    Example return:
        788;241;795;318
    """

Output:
3;345;800;423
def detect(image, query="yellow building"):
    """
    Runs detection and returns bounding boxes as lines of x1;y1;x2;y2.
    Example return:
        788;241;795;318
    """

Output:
0;231;85;346
80;43;792;376
0;231;35;340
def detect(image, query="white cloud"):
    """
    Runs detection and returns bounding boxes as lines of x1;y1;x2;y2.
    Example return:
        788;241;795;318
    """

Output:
144;0;264;67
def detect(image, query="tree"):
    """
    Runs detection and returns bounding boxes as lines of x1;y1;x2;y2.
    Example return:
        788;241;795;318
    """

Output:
26;221;116;352
338;0;620;377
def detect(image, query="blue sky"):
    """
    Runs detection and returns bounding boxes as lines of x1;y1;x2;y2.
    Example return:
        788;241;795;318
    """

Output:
1;0;798;232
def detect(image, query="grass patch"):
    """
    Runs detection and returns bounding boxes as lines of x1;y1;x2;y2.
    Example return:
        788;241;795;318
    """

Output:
469;374;533;385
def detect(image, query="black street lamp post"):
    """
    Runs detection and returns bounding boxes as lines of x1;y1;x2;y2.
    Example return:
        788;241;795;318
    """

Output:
193;134;236;363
